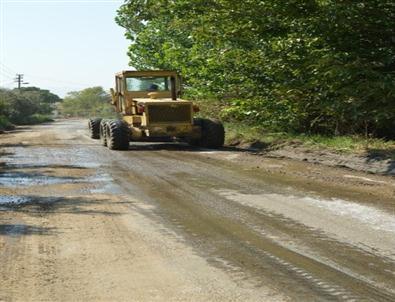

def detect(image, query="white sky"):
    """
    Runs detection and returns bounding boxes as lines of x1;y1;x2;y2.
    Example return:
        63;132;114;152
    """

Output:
0;0;131;97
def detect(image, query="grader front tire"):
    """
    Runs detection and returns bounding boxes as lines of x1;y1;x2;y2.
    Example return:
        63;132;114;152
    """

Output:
201;118;224;148
106;120;130;150
188;118;225;148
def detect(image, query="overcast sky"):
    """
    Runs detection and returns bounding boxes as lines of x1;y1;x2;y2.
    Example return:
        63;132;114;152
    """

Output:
0;0;131;97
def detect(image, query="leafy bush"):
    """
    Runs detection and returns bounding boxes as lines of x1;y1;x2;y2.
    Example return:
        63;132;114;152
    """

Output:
0;87;60;126
0;115;14;131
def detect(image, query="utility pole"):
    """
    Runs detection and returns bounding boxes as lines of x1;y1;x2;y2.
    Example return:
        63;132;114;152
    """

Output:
15;74;23;89
14;74;29;90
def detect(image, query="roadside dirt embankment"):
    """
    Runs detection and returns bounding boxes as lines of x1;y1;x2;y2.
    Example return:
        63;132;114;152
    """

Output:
231;140;395;176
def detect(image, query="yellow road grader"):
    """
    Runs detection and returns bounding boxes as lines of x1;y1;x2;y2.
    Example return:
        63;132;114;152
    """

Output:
88;70;224;150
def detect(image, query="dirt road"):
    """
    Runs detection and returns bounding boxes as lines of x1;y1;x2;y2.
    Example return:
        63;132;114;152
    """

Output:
0;119;394;301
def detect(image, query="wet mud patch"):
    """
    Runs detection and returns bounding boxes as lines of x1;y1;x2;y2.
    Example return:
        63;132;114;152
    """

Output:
0;160;107;197
2;164;93;178
0;194;124;217
0;173;118;197
0;145;101;169
0;195;64;211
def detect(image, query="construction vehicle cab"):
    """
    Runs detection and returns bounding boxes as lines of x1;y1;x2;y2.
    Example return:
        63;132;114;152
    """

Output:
88;70;224;150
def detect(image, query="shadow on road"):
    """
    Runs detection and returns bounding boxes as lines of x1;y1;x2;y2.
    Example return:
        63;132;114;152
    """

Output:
0;224;56;236
0;143;29;148
1;164;90;170
1;195;125;217
9;126;34;133
127;142;253;153
365;148;395;174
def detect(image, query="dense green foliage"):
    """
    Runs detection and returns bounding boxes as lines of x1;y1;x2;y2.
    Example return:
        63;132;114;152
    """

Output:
116;0;395;137
61;87;117;118
0;87;60;129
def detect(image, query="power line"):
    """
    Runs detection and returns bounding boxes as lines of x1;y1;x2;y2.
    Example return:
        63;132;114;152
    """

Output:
0;62;103;89
25;73;92;87
0;70;15;88
0;68;14;78
0;63;17;88
0;71;14;80
0;68;15;79
0;81;15;87
0;62;93;87
0;62;16;75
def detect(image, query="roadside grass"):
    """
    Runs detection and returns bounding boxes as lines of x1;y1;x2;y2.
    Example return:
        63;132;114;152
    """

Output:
19;114;54;125
192;99;395;158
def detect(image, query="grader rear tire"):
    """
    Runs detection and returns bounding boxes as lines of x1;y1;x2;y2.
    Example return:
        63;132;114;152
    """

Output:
200;118;224;148
99;120;108;147
88;118;102;139
106;120;130;150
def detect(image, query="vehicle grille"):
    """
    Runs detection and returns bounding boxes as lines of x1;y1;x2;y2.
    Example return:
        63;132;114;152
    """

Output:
147;104;191;124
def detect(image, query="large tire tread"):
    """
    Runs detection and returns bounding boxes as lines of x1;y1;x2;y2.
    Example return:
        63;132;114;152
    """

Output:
106;120;130;150
189;118;224;148
88;118;102;139
100;119;109;146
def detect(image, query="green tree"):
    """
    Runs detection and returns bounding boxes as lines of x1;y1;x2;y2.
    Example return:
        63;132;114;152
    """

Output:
116;0;395;137
0;87;61;126
16;87;61;115
61;87;117;118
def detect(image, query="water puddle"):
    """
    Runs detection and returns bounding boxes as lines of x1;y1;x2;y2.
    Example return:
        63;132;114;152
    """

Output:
0;195;31;206
343;174;388;184
197;150;222;154
89;173;123;194
89;174;113;183
0;146;100;168
0;172;79;187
